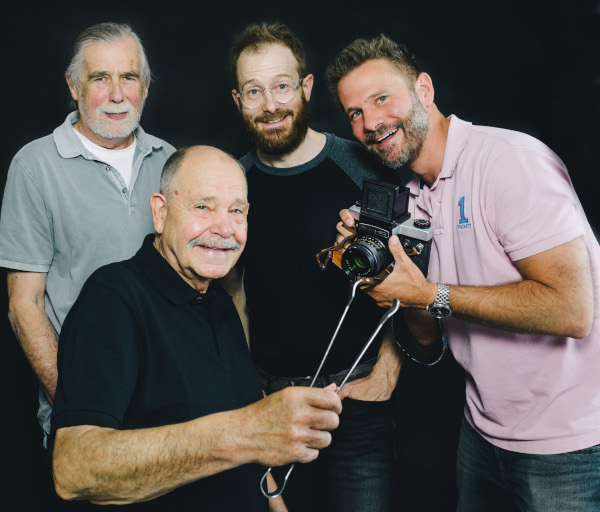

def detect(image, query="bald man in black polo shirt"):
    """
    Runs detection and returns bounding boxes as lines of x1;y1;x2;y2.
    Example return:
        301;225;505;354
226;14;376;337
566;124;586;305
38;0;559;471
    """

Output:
51;146;341;511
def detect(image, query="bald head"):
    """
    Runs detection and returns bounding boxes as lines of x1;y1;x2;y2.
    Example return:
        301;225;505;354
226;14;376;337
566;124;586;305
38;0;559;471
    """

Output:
160;146;246;202
151;145;249;292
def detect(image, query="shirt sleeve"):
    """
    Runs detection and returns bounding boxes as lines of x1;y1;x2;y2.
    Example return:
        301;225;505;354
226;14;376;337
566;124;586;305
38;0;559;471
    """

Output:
52;273;141;431
0;157;54;271
484;145;584;262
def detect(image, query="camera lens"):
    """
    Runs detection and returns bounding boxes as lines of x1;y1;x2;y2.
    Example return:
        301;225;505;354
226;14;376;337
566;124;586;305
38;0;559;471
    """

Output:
341;237;388;278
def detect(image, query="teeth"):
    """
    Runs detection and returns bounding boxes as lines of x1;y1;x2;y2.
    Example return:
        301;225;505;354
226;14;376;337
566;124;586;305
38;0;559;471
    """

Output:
376;128;397;143
266;117;285;124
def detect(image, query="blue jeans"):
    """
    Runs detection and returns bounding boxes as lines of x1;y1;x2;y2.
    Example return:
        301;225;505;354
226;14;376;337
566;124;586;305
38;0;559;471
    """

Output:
457;417;600;512
273;397;395;512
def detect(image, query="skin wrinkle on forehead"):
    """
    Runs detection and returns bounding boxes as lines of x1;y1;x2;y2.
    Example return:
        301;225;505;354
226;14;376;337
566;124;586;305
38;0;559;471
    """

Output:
236;43;299;88
71;37;148;148
152;147;248;293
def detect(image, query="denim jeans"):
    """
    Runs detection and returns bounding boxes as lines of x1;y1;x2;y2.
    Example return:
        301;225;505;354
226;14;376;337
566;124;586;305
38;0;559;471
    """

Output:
457;416;600;512
393;352;465;512
273;397;395;512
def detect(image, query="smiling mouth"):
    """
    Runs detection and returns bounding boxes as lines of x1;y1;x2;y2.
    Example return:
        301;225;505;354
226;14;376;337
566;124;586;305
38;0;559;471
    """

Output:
376;128;398;144
197;245;231;252
104;112;129;119
262;116;287;124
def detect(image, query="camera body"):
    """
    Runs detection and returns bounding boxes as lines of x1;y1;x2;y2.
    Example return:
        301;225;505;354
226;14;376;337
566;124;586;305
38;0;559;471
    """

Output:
341;179;433;279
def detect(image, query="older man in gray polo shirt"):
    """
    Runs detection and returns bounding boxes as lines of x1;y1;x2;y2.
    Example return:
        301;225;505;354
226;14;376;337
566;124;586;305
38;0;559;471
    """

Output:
0;22;175;447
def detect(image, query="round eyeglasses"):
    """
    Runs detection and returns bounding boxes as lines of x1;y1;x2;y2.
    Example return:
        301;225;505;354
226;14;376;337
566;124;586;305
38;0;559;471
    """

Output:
236;78;304;109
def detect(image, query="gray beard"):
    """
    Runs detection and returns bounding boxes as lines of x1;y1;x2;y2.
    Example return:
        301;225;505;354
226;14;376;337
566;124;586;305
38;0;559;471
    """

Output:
363;90;429;169
80;97;145;141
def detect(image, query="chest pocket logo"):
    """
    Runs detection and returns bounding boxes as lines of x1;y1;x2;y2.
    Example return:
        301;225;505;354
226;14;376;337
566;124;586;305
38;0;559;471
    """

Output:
457;196;472;230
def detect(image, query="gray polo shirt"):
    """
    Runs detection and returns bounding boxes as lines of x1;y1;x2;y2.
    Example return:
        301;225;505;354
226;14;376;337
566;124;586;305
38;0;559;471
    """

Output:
0;111;175;435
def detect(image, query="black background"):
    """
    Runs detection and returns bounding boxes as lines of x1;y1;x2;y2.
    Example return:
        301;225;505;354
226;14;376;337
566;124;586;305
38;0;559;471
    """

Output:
2;0;598;506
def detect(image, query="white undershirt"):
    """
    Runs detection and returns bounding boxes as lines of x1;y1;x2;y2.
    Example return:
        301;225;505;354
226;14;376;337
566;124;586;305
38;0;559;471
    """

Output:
73;128;137;188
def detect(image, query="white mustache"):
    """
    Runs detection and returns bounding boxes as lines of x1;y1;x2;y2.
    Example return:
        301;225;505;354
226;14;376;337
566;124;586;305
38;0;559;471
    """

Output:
97;102;134;115
187;235;240;251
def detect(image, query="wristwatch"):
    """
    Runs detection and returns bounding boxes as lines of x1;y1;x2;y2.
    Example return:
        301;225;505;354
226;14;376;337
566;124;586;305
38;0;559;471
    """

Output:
427;284;452;319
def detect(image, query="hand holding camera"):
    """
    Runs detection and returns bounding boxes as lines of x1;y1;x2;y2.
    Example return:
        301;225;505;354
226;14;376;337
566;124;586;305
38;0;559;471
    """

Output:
325;179;438;310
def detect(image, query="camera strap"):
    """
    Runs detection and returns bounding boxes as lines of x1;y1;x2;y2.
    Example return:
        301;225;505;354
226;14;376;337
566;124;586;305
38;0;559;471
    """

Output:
316;227;357;270
260;280;400;499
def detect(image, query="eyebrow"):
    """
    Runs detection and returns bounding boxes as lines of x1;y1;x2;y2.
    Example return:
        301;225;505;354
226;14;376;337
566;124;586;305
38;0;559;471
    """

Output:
87;70;141;80
240;74;294;90
345;89;391;115
196;195;248;207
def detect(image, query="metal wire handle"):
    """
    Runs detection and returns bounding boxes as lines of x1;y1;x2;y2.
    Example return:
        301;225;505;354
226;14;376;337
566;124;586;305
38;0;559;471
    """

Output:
260;284;400;499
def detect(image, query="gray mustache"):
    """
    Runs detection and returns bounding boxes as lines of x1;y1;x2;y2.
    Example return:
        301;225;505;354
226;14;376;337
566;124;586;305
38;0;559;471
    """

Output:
363;121;404;145
187;235;240;251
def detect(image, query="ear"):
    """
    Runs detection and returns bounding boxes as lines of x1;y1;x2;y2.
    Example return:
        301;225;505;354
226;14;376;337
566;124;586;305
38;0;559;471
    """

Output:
415;72;434;108
150;193;168;234
143;79;151;100
231;89;242;112
66;76;79;102
302;73;315;102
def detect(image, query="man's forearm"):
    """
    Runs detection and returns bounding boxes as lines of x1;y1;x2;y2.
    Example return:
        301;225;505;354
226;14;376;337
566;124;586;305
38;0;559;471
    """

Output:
53;386;341;504
8;279;59;402
402;309;443;346
368;326;403;391
448;278;592;338
369;237;594;339
54;411;251;504
337;325;403;401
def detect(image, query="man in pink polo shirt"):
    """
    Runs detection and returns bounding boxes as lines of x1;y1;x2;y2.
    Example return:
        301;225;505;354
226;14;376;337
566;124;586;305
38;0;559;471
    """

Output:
327;35;600;511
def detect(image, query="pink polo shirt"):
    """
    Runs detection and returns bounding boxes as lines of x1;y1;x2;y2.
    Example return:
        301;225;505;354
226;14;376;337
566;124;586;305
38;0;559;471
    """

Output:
406;115;600;454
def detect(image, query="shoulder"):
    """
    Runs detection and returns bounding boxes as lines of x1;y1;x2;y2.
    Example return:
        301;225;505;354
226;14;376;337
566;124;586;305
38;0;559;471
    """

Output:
238;150;257;173
325;133;403;185
82;258;145;301
11;133;59;169
452;122;567;189
139;131;176;156
468;124;559;163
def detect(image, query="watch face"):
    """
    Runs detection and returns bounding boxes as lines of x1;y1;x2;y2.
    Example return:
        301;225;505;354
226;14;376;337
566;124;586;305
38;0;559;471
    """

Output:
428;306;451;319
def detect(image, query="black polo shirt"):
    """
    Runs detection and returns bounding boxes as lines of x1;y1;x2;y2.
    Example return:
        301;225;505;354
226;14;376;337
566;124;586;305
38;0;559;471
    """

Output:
52;234;266;511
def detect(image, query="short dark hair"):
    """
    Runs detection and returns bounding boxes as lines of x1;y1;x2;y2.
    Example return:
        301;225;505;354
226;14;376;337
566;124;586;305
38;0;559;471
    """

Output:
229;23;306;90
326;35;421;99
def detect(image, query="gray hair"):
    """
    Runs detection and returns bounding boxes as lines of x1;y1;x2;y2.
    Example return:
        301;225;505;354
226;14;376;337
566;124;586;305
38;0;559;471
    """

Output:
160;147;246;201
326;35;421;101
160;147;191;200
65;22;151;94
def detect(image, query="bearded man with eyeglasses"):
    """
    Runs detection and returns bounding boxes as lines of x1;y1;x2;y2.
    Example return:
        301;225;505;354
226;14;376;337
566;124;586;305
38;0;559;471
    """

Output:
226;23;430;512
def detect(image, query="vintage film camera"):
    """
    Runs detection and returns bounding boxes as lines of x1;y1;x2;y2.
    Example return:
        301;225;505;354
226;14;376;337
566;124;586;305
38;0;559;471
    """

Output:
341;179;433;280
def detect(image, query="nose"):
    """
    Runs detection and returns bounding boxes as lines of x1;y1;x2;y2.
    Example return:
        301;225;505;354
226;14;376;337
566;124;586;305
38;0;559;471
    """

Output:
262;90;279;113
108;81;125;103
210;209;235;238
362;107;385;133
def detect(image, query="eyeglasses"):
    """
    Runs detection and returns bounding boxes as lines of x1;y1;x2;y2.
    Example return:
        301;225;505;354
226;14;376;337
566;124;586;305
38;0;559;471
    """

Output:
236;78;304;109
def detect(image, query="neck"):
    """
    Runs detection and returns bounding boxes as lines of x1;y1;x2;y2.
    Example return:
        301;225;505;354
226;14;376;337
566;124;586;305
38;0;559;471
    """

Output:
256;128;326;168
409;106;450;188
74;117;135;151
